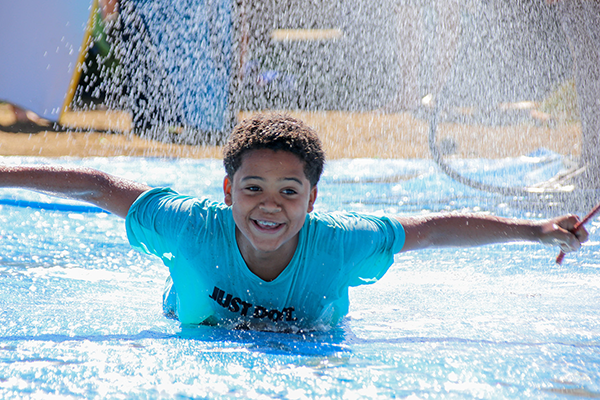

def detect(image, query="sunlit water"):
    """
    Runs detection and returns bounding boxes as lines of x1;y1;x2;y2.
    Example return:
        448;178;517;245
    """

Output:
1;155;599;399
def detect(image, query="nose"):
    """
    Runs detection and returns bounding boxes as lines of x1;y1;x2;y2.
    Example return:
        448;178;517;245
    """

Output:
259;197;281;213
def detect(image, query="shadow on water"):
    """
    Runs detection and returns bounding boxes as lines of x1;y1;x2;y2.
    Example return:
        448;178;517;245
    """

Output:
0;330;173;345
542;387;600;399
347;335;600;351
177;324;351;356
0;326;350;357
3;326;599;354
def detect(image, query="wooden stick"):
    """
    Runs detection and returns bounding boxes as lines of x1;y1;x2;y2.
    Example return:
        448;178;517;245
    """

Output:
556;201;600;264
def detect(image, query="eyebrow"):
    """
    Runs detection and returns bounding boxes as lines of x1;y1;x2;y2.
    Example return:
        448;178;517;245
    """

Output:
241;176;304;185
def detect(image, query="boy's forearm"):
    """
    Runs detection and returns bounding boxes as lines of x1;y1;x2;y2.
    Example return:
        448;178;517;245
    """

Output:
0;165;151;218
396;213;581;252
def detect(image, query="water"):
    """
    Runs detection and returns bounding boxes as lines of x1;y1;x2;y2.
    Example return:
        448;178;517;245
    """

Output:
80;1;573;138
1;156;599;399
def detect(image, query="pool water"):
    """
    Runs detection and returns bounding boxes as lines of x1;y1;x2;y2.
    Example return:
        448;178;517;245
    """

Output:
1;155;599;399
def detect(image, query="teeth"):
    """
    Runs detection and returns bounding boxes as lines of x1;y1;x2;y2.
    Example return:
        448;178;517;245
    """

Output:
257;220;279;227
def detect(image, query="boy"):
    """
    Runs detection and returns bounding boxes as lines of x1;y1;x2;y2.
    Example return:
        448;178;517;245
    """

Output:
0;113;588;331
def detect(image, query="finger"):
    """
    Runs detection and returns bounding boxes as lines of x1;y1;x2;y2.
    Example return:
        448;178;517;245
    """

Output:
556;214;580;232
574;225;589;243
559;237;579;253
549;224;581;252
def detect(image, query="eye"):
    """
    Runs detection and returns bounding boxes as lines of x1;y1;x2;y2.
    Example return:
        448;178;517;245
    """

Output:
245;185;261;192
282;188;298;195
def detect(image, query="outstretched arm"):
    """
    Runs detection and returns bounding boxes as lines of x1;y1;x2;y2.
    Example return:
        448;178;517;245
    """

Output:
396;213;588;253
0;165;151;218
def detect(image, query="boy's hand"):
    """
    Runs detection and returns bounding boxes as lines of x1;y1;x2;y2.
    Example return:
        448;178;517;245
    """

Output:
539;215;589;253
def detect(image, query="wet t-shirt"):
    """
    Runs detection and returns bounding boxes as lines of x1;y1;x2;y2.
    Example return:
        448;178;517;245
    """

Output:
126;188;405;330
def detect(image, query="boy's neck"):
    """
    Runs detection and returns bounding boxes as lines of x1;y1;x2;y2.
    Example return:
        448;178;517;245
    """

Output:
235;229;298;282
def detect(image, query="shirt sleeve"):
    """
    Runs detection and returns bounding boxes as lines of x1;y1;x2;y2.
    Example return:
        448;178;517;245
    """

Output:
125;187;207;265
347;213;405;286
312;212;406;287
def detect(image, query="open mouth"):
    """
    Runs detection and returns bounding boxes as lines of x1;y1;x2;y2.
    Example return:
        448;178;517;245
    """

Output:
253;219;283;230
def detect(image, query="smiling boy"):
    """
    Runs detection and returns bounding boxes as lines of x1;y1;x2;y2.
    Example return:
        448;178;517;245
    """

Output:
224;149;317;282
0;113;589;331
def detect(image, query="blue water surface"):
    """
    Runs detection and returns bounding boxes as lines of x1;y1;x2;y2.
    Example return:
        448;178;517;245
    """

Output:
0;156;599;399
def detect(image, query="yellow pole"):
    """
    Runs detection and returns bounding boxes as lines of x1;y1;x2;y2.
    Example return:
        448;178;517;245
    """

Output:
58;0;98;125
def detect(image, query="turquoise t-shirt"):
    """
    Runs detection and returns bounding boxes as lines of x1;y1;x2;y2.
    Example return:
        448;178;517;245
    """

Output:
126;188;405;330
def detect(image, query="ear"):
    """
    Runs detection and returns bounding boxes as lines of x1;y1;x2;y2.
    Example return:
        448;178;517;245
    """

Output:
307;186;318;213
223;176;233;206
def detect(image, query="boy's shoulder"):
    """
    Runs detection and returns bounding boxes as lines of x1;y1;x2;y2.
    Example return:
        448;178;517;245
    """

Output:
307;210;403;233
135;187;223;207
129;187;231;223
302;211;405;260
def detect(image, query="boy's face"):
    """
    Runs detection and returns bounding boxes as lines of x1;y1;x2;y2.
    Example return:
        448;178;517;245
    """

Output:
223;149;317;260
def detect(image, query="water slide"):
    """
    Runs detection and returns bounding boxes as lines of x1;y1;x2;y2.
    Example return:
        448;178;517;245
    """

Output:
0;0;236;139
0;0;93;123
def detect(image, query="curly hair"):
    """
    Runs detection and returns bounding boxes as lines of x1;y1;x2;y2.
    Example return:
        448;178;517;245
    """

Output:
223;113;325;186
